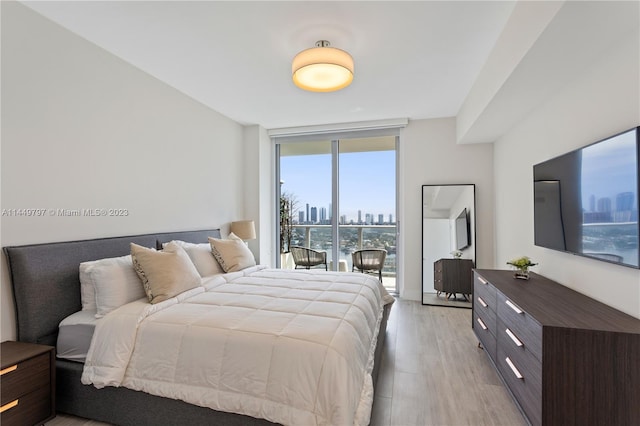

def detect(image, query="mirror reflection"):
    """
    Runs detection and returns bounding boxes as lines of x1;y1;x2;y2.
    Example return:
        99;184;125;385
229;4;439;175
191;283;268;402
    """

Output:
422;184;476;307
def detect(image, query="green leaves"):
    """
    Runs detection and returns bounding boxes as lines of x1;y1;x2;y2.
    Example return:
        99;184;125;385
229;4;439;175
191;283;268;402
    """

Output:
507;256;537;270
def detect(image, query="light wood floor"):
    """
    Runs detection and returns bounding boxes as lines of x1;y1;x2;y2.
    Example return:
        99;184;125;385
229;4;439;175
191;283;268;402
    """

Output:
46;299;526;426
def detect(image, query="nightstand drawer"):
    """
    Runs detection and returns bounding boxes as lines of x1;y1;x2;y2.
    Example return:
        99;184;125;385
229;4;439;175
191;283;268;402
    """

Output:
1;341;55;426
1;385;51;426
1;352;50;405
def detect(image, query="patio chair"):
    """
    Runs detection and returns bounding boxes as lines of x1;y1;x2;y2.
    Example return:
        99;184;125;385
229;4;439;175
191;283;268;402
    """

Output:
290;246;328;270
352;249;387;283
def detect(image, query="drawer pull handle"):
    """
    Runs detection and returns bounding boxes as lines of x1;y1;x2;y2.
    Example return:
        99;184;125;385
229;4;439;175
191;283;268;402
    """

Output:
505;300;524;314
505;357;524;380
0;399;18;413
505;328;524;347
476;317;488;330
478;277;488;285
0;364;17;376
477;296;488;308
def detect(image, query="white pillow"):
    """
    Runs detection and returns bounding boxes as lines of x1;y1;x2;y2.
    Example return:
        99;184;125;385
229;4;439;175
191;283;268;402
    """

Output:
80;254;146;318
79;262;97;310
208;235;256;272
163;240;224;277
131;241;201;304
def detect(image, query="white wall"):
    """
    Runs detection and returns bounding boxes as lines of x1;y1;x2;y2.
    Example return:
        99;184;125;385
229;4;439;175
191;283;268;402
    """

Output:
242;124;275;266
422;219;450;293
494;29;640;318
1;2;245;340
449;185;475;260
400;118;495;301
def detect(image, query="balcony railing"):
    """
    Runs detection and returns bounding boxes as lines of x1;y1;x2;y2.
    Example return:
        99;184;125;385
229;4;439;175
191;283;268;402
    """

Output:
285;224;397;278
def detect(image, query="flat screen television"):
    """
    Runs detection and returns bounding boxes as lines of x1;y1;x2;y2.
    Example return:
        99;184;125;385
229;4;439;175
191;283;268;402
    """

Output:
533;126;639;268
455;208;471;250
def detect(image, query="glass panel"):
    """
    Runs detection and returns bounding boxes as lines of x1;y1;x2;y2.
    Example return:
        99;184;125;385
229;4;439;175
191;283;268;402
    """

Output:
279;141;334;267
339;136;397;291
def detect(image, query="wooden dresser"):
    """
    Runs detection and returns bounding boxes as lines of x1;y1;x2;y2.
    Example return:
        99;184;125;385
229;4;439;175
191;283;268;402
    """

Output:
434;258;473;298
1;341;56;426
473;269;640;426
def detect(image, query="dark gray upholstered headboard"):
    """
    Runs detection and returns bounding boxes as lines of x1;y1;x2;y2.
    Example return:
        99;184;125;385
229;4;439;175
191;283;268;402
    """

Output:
3;229;221;346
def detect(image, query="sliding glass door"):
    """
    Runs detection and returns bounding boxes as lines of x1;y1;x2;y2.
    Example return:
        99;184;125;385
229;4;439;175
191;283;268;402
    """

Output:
278;140;333;265
276;134;397;292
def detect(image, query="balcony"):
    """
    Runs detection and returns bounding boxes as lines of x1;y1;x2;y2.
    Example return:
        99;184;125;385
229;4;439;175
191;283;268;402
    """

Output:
281;224;397;292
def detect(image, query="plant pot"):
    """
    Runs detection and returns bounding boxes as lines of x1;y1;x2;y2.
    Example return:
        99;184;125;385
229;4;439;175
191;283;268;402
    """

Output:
514;269;530;280
280;252;295;270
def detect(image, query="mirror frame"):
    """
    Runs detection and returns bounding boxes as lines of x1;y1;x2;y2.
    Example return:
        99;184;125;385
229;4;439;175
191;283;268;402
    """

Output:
421;184;476;307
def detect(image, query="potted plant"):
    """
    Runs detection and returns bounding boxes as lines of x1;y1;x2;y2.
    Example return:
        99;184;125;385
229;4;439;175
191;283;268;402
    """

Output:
507;256;537;280
279;192;298;268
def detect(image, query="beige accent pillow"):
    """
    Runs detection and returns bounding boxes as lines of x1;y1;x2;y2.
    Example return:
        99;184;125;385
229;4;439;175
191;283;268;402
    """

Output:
130;241;201;304
208;235;256;272
163;240;224;277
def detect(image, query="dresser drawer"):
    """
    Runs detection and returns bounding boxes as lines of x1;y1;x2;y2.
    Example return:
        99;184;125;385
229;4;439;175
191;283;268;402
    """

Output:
474;312;497;359
497;318;542;391
475;299;497;335
474;273;496;303
475;293;496;329
1;385;52;426
497;291;542;362
1;352;50;405
496;345;542;426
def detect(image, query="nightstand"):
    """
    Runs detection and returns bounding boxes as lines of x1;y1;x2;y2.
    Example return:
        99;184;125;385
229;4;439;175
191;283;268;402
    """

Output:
434;258;473;300
1;341;56;426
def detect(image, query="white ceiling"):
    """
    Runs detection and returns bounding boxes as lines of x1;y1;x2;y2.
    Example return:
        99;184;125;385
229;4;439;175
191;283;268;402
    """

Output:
21;1;517;130
19;1;640;136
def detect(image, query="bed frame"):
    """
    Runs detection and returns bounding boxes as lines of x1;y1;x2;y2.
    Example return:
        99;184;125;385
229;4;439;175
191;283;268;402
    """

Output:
4;229;390;426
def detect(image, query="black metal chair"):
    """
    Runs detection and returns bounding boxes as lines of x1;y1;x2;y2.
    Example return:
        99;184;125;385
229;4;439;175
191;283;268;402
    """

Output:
290;246;328;270
352;249;387;283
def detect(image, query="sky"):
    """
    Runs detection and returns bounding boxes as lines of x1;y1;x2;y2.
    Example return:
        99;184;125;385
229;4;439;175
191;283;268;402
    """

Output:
280;150;396;222
581;129;637;211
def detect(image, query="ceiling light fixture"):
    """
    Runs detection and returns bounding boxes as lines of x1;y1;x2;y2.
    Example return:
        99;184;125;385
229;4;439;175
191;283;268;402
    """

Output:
292;40;354;92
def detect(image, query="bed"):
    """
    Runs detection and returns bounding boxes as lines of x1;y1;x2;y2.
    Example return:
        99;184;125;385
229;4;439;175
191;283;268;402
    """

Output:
4;229;393;426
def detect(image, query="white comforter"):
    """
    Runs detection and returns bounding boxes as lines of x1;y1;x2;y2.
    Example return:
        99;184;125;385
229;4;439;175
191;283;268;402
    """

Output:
81;266;394;426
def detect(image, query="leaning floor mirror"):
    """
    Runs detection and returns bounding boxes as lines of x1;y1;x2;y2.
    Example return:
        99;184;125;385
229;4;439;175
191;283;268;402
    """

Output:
422;184;476;308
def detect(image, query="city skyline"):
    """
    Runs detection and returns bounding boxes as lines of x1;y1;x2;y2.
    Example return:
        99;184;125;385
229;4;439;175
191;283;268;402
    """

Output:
581;129;637;210
293;202;395;225
280;149;396;222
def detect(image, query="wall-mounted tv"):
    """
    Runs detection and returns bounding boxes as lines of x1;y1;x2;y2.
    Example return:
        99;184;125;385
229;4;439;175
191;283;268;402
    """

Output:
533;127;639;268
455;208;471;250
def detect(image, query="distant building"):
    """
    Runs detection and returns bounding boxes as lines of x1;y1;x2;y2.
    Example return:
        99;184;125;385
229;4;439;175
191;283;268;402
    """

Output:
597;197;611;213
584;211;611;223
617;192;634;211
310;207;317;223
613;192;634;222
378;214;384;224
319;207;327;223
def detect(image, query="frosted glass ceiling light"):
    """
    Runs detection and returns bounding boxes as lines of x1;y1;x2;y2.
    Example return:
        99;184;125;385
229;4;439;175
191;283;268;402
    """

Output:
292;40;354;92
